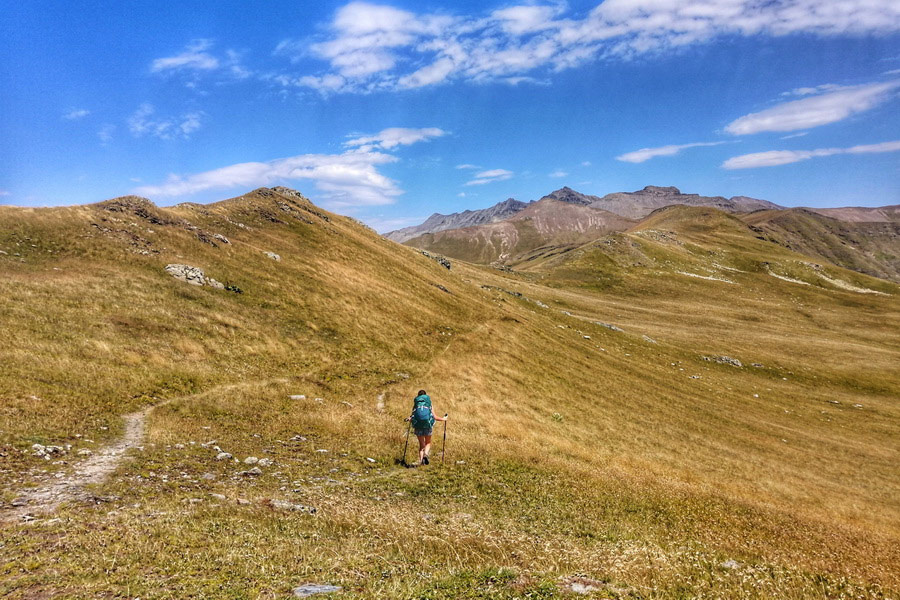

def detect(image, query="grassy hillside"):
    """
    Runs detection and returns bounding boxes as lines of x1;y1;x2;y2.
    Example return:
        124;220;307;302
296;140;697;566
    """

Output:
741;208;900;283
1;190;898;599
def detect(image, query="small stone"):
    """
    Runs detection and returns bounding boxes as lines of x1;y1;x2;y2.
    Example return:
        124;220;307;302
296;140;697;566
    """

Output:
721;559;741;569
201;472;216;480
11;498;28;507
366;457;376;463
316;449;329;453
215;452;233;461
314;398;325;404
209;493;227;501
341;401;353;407
290;435;307;442
77;449;93;456
642;335;657;344
240;466;263;477
289;395;306;400
257;458;273;467
186;498;203;504
293;584;341;597
853;404;863;409
174;443;185;449
264;251;281;261
236;498;251;505
244;456;259;465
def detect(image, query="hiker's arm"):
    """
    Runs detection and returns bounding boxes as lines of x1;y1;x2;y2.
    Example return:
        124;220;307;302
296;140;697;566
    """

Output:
434;412;448;422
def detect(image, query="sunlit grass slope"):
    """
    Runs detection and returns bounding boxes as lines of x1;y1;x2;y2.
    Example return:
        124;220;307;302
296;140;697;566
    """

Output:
1;191;898;599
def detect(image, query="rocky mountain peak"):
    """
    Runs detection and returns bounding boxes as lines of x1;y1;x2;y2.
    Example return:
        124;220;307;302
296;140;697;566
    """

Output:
641;186;682;195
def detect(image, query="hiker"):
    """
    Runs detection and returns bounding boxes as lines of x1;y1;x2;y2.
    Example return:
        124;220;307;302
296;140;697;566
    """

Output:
405;389;447;466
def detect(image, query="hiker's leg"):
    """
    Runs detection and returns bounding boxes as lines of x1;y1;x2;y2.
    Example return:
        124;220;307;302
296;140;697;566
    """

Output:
417;435;427;463
423;435;432;460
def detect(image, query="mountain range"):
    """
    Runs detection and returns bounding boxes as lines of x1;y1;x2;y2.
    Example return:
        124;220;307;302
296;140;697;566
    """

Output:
388;185;900;283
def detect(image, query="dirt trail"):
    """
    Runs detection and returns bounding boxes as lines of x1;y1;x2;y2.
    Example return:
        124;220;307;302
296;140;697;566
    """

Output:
2;378;291;524
3;408;150;523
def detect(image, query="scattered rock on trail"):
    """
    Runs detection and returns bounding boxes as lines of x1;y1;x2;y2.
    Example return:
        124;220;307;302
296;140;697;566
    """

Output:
642;335;658;344
702;355;743;367
289;394;306;400
258;458;273;467
596;322;624;332
721;560;741;569
264;251;281;261
240;466;263;477
215;452;233;461
293;584;340;597
267;499;317;514
165;264;224;289
244;456;259;465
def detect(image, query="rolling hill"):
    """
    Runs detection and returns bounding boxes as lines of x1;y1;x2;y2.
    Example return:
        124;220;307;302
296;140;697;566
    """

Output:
1;187;898;599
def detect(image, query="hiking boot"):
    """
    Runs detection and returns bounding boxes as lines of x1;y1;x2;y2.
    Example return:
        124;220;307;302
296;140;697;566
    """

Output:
423;455;430;465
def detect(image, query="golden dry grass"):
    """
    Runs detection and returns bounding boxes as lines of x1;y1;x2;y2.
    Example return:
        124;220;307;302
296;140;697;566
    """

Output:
1;190;898;598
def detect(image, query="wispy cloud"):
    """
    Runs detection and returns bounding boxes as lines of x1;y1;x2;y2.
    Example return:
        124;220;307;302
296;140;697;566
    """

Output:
273;1;900;94
128;104;204;140
780;132;808;140
63;108;90;120
98;124;115;144
549;169;568;178
344;127;446;151
0;189;10;197
616;141;726;163
725;81;900;135
134;126;444;206
465;168;513;186
151;39;220;73
580;161;591;167
455;163;480;170
722;140;900;169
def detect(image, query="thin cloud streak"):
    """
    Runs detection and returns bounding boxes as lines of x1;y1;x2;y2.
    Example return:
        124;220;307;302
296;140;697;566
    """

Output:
725;81;900;135
722;140;900;169
63;109;90;120
616;141;726;163
465;168;513;186
151;39;220;73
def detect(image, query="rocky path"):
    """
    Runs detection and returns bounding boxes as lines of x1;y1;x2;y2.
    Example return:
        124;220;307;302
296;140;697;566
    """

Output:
3;408;150;523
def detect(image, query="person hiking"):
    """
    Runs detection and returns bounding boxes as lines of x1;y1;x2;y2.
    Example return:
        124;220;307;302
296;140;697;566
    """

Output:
405;390;447;466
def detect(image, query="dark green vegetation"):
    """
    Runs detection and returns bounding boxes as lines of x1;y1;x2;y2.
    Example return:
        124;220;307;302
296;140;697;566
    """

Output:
1;188;898;598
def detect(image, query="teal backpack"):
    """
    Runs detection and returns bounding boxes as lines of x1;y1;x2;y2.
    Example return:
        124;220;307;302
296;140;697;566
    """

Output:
411;394;434;430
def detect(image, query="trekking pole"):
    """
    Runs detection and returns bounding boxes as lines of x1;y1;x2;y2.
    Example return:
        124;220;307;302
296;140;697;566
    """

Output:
401;420;412;466
441;414;448;465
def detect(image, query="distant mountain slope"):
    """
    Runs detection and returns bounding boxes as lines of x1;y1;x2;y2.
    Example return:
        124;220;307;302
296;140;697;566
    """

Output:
385;198;527;243
587;185;782;219
807;205;900;223
741;208;900;282
406;198;636;264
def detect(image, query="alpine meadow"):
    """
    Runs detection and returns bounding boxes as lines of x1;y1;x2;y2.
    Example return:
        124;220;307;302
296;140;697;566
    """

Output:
2;1;900;599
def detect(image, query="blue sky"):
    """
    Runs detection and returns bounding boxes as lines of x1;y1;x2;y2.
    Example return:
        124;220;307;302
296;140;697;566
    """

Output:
2;1;899;231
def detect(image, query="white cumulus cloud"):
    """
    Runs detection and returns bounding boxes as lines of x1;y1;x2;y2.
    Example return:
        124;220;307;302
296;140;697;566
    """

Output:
722;140;900;169
465;168;513;186
133;125;444;207
725;81;900;135
616;141;726;163
273;1;900;94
